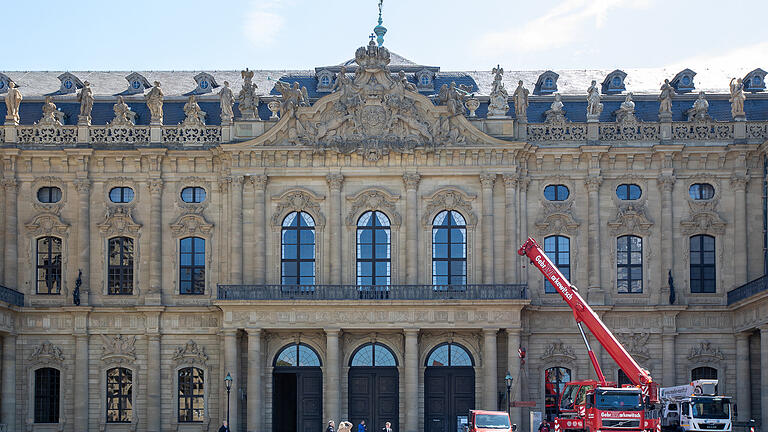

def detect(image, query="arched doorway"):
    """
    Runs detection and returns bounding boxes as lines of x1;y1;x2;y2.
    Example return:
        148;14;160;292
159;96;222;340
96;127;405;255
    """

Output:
424;343;475;432
273;343;323;432
544;367;571;422
348;343;399;432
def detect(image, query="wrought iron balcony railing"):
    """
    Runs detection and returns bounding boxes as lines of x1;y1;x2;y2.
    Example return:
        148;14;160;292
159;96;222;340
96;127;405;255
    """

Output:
217;284;527;301
0;285;24;307
727;274;768;305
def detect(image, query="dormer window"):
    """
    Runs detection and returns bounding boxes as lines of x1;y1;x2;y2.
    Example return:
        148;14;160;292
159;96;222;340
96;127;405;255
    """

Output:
535;71;559;95
186;72;220;95
52;72;84;95
601;69;627;94
415;69;435;91
744;68;767;93
545;77;553;87
321;76;330;87
421;75;430;86
670;69;696;94
121;72;151;96
315;69;334;93
0;73;10;94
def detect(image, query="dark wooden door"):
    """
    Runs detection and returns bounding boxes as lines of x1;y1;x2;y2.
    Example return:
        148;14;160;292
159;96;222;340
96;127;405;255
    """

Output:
273;368;323;432
349;367;399;432
425;367;475;432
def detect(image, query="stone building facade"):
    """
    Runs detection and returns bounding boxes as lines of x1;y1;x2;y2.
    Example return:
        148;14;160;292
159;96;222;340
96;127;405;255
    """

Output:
0;39;767;432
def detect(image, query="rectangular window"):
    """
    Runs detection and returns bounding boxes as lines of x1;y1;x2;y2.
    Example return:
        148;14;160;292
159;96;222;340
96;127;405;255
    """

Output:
617;236;643;293
106;368;132;423
543;236;570;293
36;237;62;294
180;237;206;295
34;368;60;423
178;367;205;422
107;237;134;295
690;235;716;293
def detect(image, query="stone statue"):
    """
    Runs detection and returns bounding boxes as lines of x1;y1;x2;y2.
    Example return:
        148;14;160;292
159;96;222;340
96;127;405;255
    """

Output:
658;79;674;116
545;93;567;124
729;77;746;118
586;80;602;118
145;81;164;125
73;269;81;306
686;91;710;122
77;81;94;124
236;68;260;120
181;95;206;126
219;81;235;124
4;81;22;125
37;96;61;126
108;96;135;127
614;92;636;123
438;81;471;116
512;80;529;121
488;65;509;117
274;81;307;115
398;70;416;92
332;66;351;93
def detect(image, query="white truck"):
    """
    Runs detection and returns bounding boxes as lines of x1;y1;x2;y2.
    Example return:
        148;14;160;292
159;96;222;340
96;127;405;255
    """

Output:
658;380;732;432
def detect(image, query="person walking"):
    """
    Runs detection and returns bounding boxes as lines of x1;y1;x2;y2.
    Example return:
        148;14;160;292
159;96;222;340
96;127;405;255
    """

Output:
218;420;230;432
327;420;336;432
358;420;367;432
382;421;393;432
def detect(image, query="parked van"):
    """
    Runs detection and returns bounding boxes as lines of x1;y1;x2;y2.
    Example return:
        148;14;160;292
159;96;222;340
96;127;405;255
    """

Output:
468;410;517;432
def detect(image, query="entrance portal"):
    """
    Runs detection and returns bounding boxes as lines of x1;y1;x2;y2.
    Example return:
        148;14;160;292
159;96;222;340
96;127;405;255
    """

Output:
348;343;399;432
424;343;475;432
273;344;323;432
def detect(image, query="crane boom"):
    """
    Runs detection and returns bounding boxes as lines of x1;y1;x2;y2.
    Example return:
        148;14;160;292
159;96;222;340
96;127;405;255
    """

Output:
518;237;656;401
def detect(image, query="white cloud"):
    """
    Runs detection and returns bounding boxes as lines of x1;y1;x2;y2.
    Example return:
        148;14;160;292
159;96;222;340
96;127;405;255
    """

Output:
665;41;768;74
474;0;652;56
243;0;286;47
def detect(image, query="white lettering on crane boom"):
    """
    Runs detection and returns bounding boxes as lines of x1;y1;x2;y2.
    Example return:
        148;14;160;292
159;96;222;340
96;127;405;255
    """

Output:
535;254;573;300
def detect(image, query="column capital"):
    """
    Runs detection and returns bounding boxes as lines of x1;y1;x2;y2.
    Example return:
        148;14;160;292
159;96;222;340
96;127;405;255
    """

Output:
759;324;768;332
506;327;522;334
246;328;262;336
218;176;232;192
402;172;421;190
502;173;518;189
479;172;496;189
657;174;676;192
326;173;344;190
147;178;163;195
403;328;420;336
324;328;342;337
222;328;238;337
250;174;268;191
73;178;92;194
1;178;18;191
735;331;751;341
730;174;749;191
584;175;603;192
482;328;499;336
232;175;246;188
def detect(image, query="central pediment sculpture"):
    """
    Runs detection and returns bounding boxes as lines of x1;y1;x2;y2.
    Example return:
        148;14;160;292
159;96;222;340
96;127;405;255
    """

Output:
263;40;484;161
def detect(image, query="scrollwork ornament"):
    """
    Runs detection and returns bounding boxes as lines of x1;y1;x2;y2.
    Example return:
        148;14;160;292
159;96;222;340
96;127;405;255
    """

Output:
148;179;163;195
252;175;268;191
73;179;91;194
479;173;496;189
585;175;603;192
326;173;344;191
657;174;676;192
502;173;518;189
729;174;748;191
402;173;421;190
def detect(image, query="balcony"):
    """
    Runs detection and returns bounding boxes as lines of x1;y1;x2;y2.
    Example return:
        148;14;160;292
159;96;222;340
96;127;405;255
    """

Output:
727;274;768;305
0;285;24;307
217;284;528;301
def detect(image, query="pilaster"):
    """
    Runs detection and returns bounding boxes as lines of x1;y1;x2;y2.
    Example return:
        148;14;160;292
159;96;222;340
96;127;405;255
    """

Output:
404;329;419;432
585;175;604;304
223;329;239;432
506;328;522;427
731;174;748;285
657;174;676;304
403;173;420;284
147;179;163;303
231;176;245;285
760;325;768;432
247;329;263;432
1;334;16;430
74;178;92;305
324;328;341;424
253;175;268;284
2;179;18;289
503;174;519;283
326;174;344;284
480;173;496;284
735;332;751;421
483;328;498;410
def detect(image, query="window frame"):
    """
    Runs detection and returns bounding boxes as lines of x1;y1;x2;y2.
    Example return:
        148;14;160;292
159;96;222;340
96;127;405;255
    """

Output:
274;343;322;367
688;183;715;201
691;366;718;381
179;236;206;295
109;186;135;204
349;342;398;367
356;211;391;286
37;186;62;204
544;367;572;422
180;186;207;204
617;235;643;294
615;184;642;201
689;235;716;293
36;236;62;295
106;367;133;423
34;367;60;424
107;237;135;295
177;367;205;423
543;235;570;294
432;210;467;286
544;184;570;201
425;342;474;367
281;211;316;286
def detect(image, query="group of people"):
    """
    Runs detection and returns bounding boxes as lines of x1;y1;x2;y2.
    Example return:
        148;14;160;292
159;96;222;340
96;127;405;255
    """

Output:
326;419;393;432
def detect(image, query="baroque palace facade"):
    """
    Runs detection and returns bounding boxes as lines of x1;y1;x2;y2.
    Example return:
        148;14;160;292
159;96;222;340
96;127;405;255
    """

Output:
0;37;767;432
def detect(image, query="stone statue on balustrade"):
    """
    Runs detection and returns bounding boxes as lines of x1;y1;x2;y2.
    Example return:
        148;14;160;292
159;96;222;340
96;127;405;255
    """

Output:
145;81;164;125
36;96;62;127
438;81;471;116
686;91;711;122
487;65;509;117
544;93;567;124
219;81;235;124
77;81;94;125
614;92;637;124
107;96;136;127
512;80;529;121
181;95;207;127
658;79;674;119
729;77;746;120
397;70;417;92
236;68;260;120
586;80;603;120
4;81;22;125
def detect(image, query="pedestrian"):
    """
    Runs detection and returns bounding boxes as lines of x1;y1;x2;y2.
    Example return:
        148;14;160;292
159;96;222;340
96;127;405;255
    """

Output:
382;421;393;432
358;420;367;432
327;420;336;432
218;420;229;432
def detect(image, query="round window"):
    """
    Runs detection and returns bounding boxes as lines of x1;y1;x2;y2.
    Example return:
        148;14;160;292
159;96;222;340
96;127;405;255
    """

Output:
420;75;429;86
682;76;691;86
612;76;621;86
321;76;330;86
544;184;569;201
37;186;62;203
109;187;135;203
64;80;73;89
132;80;141;89
616;184;642;200
181;187;207;203
689;183;714;200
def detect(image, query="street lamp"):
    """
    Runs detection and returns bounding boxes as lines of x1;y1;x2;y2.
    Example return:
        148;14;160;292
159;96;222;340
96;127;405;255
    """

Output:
225;372;233;427
504;371;513;420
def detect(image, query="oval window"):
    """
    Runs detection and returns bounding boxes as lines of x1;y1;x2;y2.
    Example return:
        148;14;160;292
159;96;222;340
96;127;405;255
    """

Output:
181;187;206;203
109;187;135;203
37;186;62;203
544;184;569;201
689;183;715;200
616;184;642;200
321;76;330;87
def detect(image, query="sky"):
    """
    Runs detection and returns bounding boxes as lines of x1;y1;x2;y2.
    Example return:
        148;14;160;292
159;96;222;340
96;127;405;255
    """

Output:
4;0;767;73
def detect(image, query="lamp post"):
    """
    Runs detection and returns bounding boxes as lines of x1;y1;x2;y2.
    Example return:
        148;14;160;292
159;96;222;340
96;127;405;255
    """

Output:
505;371;513;421
225;372;233;428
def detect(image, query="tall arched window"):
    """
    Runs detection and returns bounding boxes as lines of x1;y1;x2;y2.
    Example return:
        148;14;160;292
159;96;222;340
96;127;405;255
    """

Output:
274;343;322;367
178;367;204;423
36;237;62;294
106;367;132;423
425;342;473;367
544;367;571;421
180;237;205;295
691;366;717;380
281;212;316;285
350;342;398;367
543;236;570;293
107;237;134;295
432;211;467;286
34;367;60;423
690;235;715;293
357;211;391;286
617;235;643;293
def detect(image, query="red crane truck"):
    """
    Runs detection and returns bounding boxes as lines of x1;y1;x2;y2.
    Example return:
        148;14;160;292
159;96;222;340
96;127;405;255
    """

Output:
518;237;660;432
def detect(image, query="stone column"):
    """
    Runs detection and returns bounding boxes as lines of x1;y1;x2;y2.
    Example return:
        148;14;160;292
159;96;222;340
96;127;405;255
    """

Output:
74;179;92;304
325;329;341;423
247;329;262;432
3;179;18;288
223;330;239;432
253;175;268;284
0;186;5;283
735;332;751;421
506;328;522;427
661;334;676;386
503;174;519;283
1;334;16;429
326;174;344;284
585;176;604;303
148;179;163;299
518;177;530;285
657;175;675;304
147;334;161;430
480;174;496;284
731;175;748;285
231;176;245;285
760;325;768;432
403;173;421;284
243;178;256;284
404;329;419;432
483;329;498;410
74;334;89;430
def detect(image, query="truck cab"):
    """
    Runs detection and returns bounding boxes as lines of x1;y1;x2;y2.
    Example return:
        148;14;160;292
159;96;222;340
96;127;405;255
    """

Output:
555;381;648;432
658;380;732;432
467;410;516;432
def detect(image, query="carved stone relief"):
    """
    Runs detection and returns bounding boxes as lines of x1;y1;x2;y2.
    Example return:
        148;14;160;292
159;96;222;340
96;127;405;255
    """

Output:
421;188;477;227
270;189;326;227
541;341;577;364
607;202;653;236
100;334;137;365
175;177;211;213
535;200;580;236
345;188;402;226
172;340;209;366
25;213;70;238
97;206;142;237
615;332;651;361
28;341;65;366
169;213;213;237
32;176;66;214
687;341;724;361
